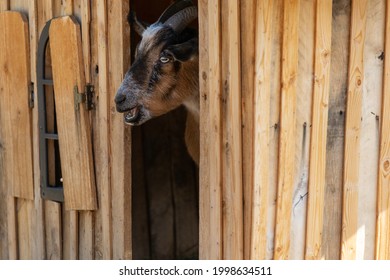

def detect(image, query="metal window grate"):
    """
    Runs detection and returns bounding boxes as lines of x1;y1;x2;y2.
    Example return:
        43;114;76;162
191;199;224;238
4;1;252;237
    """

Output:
37;19;64;202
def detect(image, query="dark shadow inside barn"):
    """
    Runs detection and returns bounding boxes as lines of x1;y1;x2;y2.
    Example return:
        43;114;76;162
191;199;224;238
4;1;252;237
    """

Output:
130;0;199;260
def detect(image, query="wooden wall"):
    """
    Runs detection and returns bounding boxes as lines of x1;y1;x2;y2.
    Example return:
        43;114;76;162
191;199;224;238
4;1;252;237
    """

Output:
0;0;132;260
199;0;390;260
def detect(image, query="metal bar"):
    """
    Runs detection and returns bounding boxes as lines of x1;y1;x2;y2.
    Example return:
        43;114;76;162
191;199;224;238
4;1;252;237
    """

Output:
42;79;53;85
44;133;59;140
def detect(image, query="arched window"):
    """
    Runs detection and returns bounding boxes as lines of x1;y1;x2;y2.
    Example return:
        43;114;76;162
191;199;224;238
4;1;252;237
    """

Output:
37;20;64;202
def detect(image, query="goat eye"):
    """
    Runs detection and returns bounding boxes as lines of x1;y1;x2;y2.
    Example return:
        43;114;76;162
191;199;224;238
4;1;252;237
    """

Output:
160;56;170;63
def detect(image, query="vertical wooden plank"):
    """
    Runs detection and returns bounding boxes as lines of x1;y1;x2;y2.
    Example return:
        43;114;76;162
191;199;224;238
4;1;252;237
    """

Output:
267;0;283;260
63;210;78;259
90;0;104;260
29;0;47;260
108;0;131;260
198;0;210;260
0;11;33;200
357;0;384;259
341;0;367;260
274;0;300;260
0;0;9;10
207;0;222;260
73;0;95;260
305;0;332;260
240;0;255;260
220;0;243;260
376;0;390;261
251;0;273;260
0;10;34;260
61;0;73;15
0;0;11;260
322;0;350;260
96;0;112;259
289;0;314;260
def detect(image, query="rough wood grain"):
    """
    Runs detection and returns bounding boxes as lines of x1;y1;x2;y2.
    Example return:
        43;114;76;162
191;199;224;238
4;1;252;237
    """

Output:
207;0;222;260
221;0;243;260
0;2;10;260
274;0;300;260
358;0;384;259
29;0;47;260
96;0;112;259
108;0;132;260
251;0;273;260
0;11;34;200
341;0;367;260
267;0;283;259
305;0;332;260
376;0;390;260
0;10;33;260
49;16;97;210
198;0;210;260
240;0;255;260
322;0;350;260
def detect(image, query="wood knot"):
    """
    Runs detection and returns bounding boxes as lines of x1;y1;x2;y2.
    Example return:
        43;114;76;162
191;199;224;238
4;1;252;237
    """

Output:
383;159;390;173
202;71;207;81
356;77;362;86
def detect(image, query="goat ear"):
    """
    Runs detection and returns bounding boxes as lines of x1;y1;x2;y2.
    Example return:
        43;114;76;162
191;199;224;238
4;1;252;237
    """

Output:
128;11;149;36
166;38;198;62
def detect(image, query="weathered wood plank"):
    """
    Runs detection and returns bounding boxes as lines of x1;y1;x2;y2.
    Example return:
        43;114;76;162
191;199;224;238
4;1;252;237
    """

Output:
289;0;314;260
341;0;368;260
17;199;32;259
73;0;95;260
0;2;10;260
29;0;46;260
322;0;350;260
198;0;210;260
0;10;33;260
63;210;78;259
0;11;34;200
358;0;384;259
274;0;300;260
96;0;112;259
207;0;222;260
267;0;283;260
221;0;243;260
44;200;62;259
305;0;332;260
251;0;273;260
376;0;390;260
108;0;132;260
0;1;9;11
49;16;97;210
240;0;255;260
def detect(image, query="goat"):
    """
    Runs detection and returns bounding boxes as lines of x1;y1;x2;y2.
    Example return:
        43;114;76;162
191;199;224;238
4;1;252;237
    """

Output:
115;0;200;164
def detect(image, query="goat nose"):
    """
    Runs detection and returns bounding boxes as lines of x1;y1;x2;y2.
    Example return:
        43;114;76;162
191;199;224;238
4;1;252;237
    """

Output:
115;92;126;105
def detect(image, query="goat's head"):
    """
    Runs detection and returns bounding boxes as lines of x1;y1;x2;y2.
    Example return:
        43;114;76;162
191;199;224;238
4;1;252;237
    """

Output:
115;0;198;125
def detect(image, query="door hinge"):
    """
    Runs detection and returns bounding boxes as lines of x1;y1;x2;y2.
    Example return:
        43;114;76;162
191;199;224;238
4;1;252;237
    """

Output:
74;84;95;111
29;82;34;109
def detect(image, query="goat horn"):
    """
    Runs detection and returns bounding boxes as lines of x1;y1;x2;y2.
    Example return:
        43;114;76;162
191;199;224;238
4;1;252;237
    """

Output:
158;0;194;24
164;6;198;34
